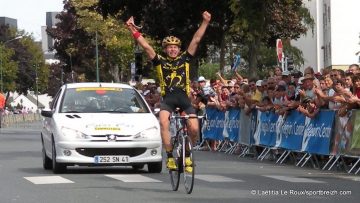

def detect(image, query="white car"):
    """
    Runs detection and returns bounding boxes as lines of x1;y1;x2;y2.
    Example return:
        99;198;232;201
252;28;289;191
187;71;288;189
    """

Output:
41;83;162;173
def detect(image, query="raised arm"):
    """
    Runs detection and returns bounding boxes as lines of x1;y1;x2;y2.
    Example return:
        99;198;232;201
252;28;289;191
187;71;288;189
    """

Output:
187;11;211;56
234;71;243;81
216;72;228;85
126;17;156;60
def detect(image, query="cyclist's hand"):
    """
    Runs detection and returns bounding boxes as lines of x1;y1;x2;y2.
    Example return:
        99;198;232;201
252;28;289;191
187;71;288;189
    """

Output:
202;11;211;23
125;16;135;31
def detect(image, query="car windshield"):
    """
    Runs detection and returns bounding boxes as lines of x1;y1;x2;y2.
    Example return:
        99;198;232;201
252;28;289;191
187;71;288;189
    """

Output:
60;87;150;113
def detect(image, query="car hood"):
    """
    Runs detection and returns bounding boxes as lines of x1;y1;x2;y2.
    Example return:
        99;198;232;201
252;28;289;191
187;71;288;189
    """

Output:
54;113;159;136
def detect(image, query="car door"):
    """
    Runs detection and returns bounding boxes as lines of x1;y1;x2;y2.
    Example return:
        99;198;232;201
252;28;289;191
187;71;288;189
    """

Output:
43;87;63;154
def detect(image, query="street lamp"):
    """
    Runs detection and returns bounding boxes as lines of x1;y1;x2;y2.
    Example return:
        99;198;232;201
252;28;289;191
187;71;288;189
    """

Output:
68;53;74;83
0;36;23;93
95;31;99;82
34;64;39;111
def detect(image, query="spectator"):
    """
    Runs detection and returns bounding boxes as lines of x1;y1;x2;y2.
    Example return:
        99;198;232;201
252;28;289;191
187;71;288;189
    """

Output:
281;71;291;85
286;82;297;101
344;72;353;92
273;85;288;116
298;74;316;101
256;96;272;112
274;66;283;79
267;77;277;90
297;96;319;118
304;66;320;88
348;64;360;74
291;70;303;86
330;69;342;81
318;76;327;91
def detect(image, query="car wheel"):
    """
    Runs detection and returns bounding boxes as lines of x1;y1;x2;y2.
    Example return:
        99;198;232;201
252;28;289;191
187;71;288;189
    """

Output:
132;164;145;171
52;138;66;174
148;161;162;173
42;138;52;170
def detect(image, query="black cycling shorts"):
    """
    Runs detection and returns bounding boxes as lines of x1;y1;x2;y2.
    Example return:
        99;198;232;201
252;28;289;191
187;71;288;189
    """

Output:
160;89;196;114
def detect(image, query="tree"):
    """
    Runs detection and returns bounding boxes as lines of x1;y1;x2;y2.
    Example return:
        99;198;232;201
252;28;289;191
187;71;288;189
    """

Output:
0;25;48;95
47;63;63;97
229;0;313;77
67;0;312;80
0;25;19;92
96;0;235;77
47;0;135;83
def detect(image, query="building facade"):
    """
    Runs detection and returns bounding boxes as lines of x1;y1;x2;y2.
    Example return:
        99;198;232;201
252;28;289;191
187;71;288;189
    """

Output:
291;0;360;73
41;12;60;61
0;17;17;29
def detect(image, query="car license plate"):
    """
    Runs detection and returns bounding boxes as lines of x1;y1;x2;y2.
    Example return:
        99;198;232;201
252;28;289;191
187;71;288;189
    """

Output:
94;156;129;163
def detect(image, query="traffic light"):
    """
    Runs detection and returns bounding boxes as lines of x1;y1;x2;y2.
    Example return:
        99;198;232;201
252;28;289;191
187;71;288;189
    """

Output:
287;57;294;71
135;52;142;81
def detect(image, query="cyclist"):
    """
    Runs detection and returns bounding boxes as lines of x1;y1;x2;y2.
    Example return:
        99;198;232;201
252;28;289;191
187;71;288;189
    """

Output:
126;11;211;172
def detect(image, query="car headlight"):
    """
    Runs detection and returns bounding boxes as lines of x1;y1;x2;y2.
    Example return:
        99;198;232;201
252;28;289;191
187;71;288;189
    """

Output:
134;127;158;139
61;127;89;139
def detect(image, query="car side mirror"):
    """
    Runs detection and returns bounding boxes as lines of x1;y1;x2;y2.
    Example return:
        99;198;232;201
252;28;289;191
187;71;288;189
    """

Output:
41;109;53;118
153;108;160;116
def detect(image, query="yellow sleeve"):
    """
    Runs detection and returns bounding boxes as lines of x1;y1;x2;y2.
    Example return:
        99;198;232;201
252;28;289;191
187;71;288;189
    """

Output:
251;90;262;102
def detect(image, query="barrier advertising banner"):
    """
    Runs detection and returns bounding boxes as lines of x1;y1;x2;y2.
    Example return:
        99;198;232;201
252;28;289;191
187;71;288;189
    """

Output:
277;110;306;150
350;111;360;154
331;112;353;155
225;108;241;142
254;112;278;147
239;110;251;145
302;110;335;155
203;108;225;141
338;110;360;156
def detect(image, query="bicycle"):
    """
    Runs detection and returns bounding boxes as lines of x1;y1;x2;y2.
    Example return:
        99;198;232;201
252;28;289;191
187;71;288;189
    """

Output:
168;109;205;194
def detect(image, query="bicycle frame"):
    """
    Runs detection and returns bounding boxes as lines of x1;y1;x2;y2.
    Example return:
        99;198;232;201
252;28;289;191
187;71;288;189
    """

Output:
169;111;205;194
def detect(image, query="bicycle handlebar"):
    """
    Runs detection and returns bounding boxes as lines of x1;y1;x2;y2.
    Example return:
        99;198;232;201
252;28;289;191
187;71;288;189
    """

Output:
170;115;206;120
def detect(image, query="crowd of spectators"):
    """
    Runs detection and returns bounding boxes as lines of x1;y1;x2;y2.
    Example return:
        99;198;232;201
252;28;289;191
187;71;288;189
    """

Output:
136;63;359;148
137;64;360;121
189;64;360;120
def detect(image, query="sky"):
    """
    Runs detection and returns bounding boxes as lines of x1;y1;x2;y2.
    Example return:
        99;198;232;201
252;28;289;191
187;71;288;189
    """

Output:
0;0;65;41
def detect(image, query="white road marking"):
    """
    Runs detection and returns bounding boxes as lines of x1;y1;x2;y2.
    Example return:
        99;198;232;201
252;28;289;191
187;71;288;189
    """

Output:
335;176;360;181
24;176;74;185
196;175;244;182
105;174;162;182
264;175;325;183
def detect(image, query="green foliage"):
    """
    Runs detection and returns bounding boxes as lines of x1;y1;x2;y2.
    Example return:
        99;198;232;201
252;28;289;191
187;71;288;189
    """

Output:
20;36;49;93
229;0;312;77
1;25;47;94
47;0;136;83
44;0;313;86
0;44;17;91
198;62;219;81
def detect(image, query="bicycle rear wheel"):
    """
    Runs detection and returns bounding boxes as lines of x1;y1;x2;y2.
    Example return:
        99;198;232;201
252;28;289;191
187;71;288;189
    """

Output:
183;136;195;194
169;136;181;191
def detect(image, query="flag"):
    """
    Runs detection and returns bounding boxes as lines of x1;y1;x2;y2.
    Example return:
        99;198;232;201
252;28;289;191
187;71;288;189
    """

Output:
0;93;5;109
231;54;241;71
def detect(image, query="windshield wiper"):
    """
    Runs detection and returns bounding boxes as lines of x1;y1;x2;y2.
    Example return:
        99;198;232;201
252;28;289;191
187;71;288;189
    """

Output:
100;110;130;113
63;110;81;113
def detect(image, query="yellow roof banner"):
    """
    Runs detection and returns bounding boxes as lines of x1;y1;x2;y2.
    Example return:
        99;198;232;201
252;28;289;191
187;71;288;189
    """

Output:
76;87;122;92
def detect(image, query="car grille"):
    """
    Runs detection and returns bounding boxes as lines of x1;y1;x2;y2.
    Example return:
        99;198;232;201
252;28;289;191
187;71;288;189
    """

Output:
75;148;147;157
90;135;132;142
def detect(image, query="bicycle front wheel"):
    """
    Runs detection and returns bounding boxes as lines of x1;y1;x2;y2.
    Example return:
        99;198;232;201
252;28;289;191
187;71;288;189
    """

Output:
169;136;181;191
183;136;195;194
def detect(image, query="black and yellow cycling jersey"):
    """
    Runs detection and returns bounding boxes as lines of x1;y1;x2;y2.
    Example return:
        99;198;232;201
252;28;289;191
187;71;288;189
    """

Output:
152;51;192;96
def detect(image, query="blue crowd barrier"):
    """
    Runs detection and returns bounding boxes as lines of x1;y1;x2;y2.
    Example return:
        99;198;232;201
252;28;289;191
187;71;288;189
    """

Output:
201;107;360;173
